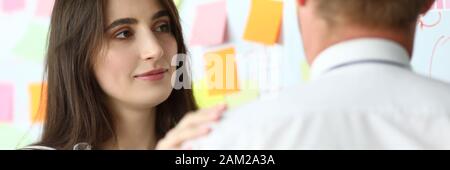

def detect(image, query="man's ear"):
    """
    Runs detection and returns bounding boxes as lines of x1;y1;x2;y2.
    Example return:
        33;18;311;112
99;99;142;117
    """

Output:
420;0;435;15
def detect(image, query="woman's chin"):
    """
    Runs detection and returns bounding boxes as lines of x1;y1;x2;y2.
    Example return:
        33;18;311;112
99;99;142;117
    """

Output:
132;91;173;109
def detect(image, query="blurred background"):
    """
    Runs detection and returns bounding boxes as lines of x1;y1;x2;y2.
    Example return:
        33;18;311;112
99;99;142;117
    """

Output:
0;0;449;149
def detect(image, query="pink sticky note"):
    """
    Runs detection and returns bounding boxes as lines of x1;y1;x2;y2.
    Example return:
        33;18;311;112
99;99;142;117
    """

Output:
35;0;55;17
2;0;25;13
446;0;450;9
0;83;14;122
190;0;227;46
436;0;444;9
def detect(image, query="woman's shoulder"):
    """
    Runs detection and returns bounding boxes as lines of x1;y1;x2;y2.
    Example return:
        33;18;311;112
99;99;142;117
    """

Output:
20;143;92;150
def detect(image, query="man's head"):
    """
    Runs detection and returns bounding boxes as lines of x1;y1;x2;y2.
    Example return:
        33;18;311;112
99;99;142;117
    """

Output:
297;0;435;64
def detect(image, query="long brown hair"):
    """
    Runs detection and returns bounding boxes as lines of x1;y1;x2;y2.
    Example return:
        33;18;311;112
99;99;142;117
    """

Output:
37;0;197;150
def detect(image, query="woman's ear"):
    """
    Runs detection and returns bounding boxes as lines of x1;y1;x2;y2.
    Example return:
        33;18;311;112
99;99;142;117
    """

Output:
420;0;435;15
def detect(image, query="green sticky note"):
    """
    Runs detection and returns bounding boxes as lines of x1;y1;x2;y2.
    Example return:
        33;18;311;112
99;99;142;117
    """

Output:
0;124;35;150
174;0;182;8
13;23;49;61
301;60;310;81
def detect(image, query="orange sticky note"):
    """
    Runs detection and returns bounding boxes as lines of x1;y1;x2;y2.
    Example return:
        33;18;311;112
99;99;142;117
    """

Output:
29;83;47;123
190;0;227;46
35;0;54;17
0;83;14;122
243;0;283;45
204;47;240;96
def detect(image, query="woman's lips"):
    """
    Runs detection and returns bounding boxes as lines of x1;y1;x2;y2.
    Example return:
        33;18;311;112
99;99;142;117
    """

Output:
134;68;168;81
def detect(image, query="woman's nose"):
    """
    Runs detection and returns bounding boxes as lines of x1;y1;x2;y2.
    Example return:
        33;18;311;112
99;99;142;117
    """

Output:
139;32;164;61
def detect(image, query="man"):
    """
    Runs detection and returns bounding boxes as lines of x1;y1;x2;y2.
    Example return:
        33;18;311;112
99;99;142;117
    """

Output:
190;0;450;149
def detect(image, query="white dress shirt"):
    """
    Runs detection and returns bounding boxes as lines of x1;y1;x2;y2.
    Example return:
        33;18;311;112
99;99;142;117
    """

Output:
190;38;450;150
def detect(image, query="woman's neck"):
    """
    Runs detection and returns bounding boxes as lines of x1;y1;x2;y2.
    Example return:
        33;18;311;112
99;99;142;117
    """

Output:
103;102;157;150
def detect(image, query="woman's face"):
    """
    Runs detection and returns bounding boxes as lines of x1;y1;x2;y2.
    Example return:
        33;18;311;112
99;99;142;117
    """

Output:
94;0;177;110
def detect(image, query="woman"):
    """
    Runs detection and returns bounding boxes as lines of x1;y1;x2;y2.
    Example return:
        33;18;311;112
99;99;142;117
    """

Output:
24;0;225;150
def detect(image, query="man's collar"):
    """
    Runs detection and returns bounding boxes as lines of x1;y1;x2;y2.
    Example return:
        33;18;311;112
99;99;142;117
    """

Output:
310;38;411;80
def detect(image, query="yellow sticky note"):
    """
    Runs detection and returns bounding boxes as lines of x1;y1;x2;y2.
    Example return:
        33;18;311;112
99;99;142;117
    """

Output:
29;83;47;123
204;47;240;96
243;0;283;45
193;79;226;109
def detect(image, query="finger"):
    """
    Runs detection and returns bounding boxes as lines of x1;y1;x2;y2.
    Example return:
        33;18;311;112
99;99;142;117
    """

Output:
180;125;211;148
176;124;212;143
198;103;227;115
180;142;193;150
157;104;228;150
158;124;211;149
176;104;227;129
157;130;180;150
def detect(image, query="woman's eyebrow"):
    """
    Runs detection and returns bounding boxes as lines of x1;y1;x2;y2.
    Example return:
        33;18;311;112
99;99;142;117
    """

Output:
105;18;138;31
152;10;170;20
105;10;169;31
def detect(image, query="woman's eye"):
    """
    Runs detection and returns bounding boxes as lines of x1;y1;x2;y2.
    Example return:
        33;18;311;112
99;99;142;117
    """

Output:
155;23;171;33
115;30;133;39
